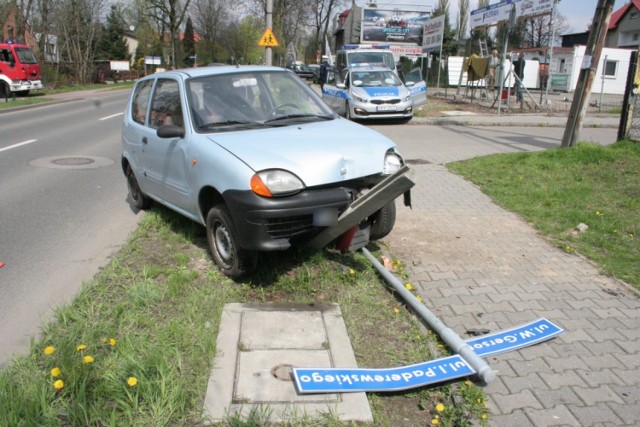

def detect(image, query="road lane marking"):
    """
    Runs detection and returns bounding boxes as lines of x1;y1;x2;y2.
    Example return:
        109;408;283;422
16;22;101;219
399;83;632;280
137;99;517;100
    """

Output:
99;112;124;121
0;139;37;153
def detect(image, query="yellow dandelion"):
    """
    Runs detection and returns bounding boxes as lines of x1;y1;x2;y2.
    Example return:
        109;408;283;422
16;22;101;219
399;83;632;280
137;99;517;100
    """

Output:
437;344;444;348
405;283;413;291
53;380;64;390
393;307;400;314
435;403;445;412
43;346;55;356
109;338;117;347
431;419;439;425
481;414;488;420
465;380;473;386
348;268;355;276
416;295;423;302
51;367;61;377
596;211;603;217
76;344;87;352
83;355;94;364
127;376;138;387
477;398;482;403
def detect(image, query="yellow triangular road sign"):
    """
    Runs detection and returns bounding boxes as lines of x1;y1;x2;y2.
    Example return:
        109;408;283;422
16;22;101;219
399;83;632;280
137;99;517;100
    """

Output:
258;28;279;47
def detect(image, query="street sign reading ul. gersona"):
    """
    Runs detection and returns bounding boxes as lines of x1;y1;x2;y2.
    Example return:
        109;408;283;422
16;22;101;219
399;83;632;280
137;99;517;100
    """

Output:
292;318;563;393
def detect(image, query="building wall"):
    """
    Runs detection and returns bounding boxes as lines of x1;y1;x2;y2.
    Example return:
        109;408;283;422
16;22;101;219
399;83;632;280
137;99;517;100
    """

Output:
606;7;640;48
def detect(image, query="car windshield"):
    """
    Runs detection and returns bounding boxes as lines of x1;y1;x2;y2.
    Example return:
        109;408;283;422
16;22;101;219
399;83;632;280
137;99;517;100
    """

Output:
187;70;335;132
14;47;37;64
351;70;402;87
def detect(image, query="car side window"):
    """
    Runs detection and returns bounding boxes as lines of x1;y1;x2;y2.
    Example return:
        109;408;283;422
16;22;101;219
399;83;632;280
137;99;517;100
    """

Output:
149;79;183;129
131;80;153;125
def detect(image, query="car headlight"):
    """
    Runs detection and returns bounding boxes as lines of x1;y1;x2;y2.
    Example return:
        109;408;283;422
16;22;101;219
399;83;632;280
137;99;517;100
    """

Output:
251;169;304;197
383;151;403;175
353;94;368;103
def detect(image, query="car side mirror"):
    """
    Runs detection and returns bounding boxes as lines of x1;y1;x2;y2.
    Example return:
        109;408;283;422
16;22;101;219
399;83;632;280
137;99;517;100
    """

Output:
336;83;346;89
404;81;415;87
157;124;185;138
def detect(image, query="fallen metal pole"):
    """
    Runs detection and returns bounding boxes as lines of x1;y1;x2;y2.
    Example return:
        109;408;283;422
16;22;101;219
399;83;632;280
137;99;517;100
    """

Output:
361;247;496;384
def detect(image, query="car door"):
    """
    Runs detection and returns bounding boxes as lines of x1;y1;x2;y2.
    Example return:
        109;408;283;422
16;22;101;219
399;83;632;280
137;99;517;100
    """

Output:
403;67;427;108
321;68;347;116
140;78;193;211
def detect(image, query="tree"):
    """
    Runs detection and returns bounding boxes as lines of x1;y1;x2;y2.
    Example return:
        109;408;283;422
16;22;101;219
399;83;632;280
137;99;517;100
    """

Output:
146;0;192;67
182;15;195;65
227;15;263;64
456;0;469;42
432;0;457;56
190;0;235;64
95;4;129;60
309;0;348;61
54;0;106;84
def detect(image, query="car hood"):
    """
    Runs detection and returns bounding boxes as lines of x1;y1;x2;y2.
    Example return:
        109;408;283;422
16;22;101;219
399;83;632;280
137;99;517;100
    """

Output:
206;119;397;187
353;86;407;98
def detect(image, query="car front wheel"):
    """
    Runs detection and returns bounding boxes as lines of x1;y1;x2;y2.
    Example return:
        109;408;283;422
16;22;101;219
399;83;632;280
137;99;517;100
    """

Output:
126;164;152;209
206;205;257;279
369;201;396;241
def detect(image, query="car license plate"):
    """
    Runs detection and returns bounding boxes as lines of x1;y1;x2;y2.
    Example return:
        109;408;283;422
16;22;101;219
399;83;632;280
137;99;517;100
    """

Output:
377;105;396;112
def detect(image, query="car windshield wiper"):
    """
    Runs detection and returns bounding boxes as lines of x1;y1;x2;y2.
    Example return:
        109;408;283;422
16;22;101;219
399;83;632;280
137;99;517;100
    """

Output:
199;120;255;129
264;114;335;123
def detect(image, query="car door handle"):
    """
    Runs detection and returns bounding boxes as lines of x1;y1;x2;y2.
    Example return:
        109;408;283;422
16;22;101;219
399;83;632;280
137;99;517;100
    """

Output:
142;136;148;144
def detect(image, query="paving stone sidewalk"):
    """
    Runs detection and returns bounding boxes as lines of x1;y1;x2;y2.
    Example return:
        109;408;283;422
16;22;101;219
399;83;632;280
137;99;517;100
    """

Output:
385;157;639;425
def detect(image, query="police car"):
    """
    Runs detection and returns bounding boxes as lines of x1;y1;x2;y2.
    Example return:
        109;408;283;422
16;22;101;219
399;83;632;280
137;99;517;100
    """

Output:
322;65;426;121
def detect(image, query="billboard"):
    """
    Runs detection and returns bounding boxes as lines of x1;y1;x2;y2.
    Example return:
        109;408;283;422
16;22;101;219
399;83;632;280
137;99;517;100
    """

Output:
423;15;445;51
361;8;431;45
470;0;554;30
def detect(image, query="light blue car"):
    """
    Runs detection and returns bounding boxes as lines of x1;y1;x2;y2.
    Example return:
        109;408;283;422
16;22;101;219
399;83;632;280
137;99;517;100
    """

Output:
121;65;408;278
322;65;427;121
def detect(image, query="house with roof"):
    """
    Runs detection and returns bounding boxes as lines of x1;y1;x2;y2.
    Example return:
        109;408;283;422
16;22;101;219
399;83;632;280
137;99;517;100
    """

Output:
605;0;640;49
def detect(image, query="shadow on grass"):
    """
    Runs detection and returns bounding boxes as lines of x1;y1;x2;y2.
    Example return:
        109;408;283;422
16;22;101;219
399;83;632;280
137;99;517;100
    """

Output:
147;203;374;287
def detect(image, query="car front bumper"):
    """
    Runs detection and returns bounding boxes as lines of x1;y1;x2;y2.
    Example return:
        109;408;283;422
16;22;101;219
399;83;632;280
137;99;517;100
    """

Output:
349;98;413;120
223;186;354;251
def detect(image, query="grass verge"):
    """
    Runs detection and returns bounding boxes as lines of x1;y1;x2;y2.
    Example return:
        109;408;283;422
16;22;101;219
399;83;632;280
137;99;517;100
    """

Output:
0;207;488;426
0;82;135;110
448;140;639;288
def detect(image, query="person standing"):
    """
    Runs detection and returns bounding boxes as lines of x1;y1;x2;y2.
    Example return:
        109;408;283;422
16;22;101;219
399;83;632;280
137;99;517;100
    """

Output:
319;55;330;90
487;49;499;91
513;52;526;102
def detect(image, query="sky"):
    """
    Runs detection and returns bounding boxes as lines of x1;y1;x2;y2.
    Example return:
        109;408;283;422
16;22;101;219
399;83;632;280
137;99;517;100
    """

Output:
356;0;631;34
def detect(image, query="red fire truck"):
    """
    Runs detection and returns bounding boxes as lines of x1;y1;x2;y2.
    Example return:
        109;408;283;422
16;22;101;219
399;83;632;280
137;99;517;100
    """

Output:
0;40;43;97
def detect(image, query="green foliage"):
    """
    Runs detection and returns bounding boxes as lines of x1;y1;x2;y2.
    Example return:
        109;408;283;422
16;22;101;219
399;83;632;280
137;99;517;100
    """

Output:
448;141;640;287
95;5;130;61
182;17;196;67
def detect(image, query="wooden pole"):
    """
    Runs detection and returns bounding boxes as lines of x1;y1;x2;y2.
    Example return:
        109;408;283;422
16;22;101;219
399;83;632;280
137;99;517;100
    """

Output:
560;0;615;148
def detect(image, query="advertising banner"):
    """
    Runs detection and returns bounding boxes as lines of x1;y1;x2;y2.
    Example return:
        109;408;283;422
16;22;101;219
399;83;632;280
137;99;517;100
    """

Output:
422;15;445;51
471;0;554;30
361;8;431;45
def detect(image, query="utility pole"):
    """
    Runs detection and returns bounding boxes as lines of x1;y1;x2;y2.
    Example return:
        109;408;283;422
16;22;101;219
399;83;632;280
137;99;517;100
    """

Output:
560;0;615;148
266;0;273;66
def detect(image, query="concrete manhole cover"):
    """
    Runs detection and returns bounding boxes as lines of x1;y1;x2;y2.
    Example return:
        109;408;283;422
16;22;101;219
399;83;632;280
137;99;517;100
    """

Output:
270;364;293;381
29;155;114;170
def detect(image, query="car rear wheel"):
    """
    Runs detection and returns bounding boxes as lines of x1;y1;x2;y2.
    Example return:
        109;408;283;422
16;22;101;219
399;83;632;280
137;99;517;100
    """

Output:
125;164;152;209
369;201;396;241
206;205;257;279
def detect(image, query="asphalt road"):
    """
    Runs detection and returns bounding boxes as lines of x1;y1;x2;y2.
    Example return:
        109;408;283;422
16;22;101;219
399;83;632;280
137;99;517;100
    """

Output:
0;90;141;368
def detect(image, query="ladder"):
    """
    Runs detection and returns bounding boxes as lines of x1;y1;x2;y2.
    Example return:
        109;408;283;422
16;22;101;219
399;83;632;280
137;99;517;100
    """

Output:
479;38;488;57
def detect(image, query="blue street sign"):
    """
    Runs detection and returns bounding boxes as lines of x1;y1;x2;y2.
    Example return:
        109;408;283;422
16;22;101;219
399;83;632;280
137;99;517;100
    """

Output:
466;317;564;358
293;355;475;393
293;318;563;394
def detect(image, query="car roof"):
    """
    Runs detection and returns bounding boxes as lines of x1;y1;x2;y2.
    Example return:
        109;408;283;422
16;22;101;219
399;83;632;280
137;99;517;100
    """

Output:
140;65;290;81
